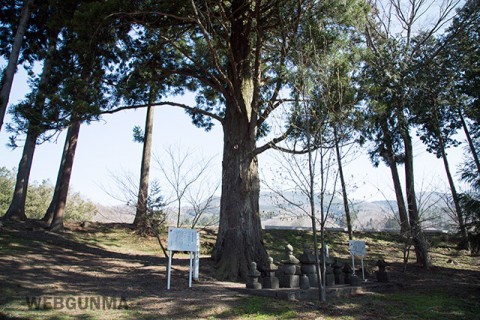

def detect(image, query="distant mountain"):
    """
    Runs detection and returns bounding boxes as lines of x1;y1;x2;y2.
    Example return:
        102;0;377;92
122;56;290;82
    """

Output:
92;191;456;231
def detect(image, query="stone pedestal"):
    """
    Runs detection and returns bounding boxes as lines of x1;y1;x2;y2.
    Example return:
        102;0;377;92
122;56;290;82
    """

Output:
279;274;300;288
300;274;310;290
246;262;262;289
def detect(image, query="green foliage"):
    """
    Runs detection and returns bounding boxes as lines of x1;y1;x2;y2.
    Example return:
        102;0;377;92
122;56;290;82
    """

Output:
24;179;53;219
64;191;96;222
132;125;144;143
0;167;95;221
0;167;15;213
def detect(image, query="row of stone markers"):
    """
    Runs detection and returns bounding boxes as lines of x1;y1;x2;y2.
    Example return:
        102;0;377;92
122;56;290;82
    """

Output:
247;243;387;290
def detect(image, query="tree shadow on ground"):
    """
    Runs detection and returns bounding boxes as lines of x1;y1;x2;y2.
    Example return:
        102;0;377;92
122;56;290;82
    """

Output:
0;221;479;319
0;221;246;319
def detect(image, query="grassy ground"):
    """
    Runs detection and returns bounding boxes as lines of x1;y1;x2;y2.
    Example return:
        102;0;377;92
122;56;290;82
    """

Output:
0;221;479;319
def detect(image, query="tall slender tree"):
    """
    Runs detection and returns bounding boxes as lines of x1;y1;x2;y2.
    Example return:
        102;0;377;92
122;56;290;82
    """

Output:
0;0;34;132
411;35;470;250
3;33;59;221
359;0;461;267
44;0;136;231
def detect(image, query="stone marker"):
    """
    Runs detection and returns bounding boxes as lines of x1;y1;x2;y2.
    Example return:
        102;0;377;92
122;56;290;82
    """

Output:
342;263;352;284
246;261;262;289
324;256;335;286
332;259;344;285
279;244;300;288
299;243;318;287
375;259;389;282
262;257;279;289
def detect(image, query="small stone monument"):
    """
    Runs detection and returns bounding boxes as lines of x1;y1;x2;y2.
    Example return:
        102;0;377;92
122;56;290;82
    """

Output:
299;243;318;287
375;259;389;282
324;256;335;286
262;257;279;289
279;244;300;288
342;263;352;284
332;259;344;285
246;261;262;289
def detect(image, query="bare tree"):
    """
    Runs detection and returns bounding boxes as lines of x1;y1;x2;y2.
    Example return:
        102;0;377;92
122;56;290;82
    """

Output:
154;145;218;227
186;180;219;229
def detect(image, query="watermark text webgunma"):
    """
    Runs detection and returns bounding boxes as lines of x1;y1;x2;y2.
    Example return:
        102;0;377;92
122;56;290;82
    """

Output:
25;295;128;310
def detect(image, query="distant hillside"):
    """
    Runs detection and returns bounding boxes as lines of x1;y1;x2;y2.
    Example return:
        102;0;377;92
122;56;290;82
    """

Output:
93;191;456;231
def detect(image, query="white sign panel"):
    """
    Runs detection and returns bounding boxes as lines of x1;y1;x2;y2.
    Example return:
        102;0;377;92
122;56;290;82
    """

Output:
349;240;366;257
349;240;366;281
168;227;198;252
167;227;200;290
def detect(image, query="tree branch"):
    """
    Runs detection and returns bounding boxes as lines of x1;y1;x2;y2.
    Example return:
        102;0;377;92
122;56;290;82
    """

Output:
100;101;224;124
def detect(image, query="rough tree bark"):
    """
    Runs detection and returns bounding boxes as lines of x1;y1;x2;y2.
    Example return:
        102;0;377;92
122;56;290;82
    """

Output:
3;130;37;220
43;131;70;224
211;0;269;281
380;119;410;233
0;0;34;132
213;110;267;280
50;118;81;232
134;96;155;229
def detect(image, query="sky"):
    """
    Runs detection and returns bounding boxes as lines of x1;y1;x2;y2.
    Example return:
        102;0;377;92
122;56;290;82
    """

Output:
0;65;468;208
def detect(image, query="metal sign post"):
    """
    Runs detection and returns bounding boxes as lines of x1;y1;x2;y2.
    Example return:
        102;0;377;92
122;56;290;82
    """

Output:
167;227;200;290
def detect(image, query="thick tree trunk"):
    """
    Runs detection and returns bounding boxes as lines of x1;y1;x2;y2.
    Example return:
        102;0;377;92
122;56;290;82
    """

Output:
333;127;353;240
438;132;471;251
212;0;268;281
402;127;429;268
0;0;34;132
212;117;268;280
3;130;37;220
134;102;155;229
50;119;81;232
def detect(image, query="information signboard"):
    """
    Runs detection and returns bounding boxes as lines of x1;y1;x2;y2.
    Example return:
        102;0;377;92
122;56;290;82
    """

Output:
349;240;366;256
348;240;367;281
167;227;200;290
168;227;198;252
